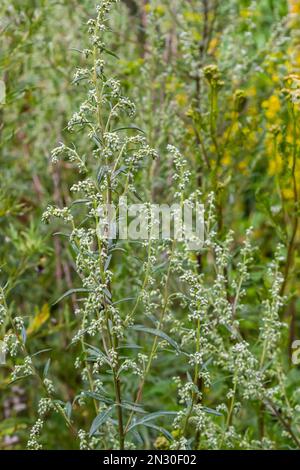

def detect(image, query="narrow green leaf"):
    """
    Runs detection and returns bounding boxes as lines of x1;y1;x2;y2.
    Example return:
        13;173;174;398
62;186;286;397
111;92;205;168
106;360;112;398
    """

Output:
120;402;146;414
52;288;90;306
43;358;51;377
139;422;173;441
131;325;180;352
21;326;27;345
32;348;52;357
112;125;145;134
65;402;72;419
112;297;135;306
84;391;114;406
70;199;90;206
89;407;114;436
202;406;223;417
101;47;119;59
128;411;177;432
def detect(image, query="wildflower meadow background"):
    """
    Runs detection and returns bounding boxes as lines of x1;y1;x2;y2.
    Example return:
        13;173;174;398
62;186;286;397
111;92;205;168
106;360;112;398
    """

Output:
1;0;300;450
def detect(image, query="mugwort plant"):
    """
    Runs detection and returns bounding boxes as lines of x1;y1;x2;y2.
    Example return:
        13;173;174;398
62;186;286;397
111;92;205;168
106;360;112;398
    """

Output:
1;0;300;451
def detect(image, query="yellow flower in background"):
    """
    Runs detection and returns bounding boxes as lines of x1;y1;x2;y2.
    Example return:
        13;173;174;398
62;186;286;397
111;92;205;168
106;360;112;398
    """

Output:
283;187;295;199
191;30;202;42
208;37;219;55
145;3;151;13
240;8;251;18
154;5;165;16
145;3;166;15
262;95;281;121
289;0;300;14
271;74;280;84
175;93;188;107
295;50;300;67
183;11;202;23
268;152;282;176
247;86;257;97
222;151;231;166
238;160;247;172
166;76;182;94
